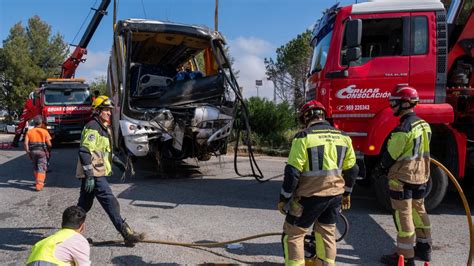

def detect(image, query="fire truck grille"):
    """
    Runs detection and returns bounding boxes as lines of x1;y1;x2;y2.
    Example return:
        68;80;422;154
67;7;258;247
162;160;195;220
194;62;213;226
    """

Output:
436;11;447;74
434;10;448;103
56;113;90;123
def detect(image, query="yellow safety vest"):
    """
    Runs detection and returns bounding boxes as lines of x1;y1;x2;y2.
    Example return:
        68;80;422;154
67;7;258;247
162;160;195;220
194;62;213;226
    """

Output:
287;121;356;197
26;228;78;266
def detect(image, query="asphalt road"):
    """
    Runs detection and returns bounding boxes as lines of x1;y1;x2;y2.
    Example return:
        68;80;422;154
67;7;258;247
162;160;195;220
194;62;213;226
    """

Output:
0;133;472;265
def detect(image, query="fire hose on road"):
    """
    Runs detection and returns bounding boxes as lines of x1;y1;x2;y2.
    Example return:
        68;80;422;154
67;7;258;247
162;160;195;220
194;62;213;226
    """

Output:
430;158;473;265
88;232;281;248
89;158;473;264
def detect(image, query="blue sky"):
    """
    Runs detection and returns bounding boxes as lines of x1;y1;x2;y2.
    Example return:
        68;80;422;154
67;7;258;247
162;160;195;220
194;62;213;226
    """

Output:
1;0;355;98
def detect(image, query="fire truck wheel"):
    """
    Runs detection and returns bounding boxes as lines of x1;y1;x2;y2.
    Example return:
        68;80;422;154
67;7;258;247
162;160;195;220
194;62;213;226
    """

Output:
424;162;448;211
372;173;392;212
372;161;448;212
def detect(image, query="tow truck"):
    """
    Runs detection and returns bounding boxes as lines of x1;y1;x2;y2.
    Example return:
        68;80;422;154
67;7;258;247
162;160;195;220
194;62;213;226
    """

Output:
306;0;473;210
13;0;110;144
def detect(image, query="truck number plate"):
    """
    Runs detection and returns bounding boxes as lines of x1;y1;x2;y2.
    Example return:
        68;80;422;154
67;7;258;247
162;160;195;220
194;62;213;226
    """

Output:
69;130;82;134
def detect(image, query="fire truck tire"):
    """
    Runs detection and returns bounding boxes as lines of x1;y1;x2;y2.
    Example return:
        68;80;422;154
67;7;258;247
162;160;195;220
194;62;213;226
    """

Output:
373;161;448;212
424;162;448;211
372;173;392;211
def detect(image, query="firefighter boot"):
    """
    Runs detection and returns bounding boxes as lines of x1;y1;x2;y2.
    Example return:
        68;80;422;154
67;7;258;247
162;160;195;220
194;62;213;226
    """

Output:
120;222;144;247
11;134;21;147
380;253;415;266
414;242;432;261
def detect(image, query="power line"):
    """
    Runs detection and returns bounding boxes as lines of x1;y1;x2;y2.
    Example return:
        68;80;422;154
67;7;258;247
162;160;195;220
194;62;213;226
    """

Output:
141;0;147;19
71;0;97;45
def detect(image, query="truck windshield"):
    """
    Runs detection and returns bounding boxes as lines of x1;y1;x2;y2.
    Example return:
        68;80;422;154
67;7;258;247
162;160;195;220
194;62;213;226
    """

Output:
44;89;91;105
310;30;333;73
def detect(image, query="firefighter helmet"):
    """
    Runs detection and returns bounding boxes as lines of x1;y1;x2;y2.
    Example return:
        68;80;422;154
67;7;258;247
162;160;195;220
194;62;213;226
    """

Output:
298;100;326;125
92;95;114;110
389;86;419;116
389;86;419;104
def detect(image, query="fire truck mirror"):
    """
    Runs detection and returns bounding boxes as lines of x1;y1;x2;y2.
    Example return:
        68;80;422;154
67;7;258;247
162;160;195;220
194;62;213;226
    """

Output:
345;19;362;48
346;47;361;63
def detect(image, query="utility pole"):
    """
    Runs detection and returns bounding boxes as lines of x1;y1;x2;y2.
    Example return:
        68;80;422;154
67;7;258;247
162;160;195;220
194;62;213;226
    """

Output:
214;0;219;31
273;83;276;103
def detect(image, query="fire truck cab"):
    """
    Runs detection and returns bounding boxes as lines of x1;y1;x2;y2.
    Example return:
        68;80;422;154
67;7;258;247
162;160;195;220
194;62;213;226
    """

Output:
41;78;92;141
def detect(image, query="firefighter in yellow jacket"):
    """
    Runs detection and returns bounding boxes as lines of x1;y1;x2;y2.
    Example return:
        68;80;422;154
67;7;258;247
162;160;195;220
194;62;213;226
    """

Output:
378;86;432;266
76;95;144;247
278;100;358;266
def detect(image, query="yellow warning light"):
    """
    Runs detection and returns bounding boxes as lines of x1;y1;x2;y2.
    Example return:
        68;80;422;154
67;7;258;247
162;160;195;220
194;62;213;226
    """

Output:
369;145;375;151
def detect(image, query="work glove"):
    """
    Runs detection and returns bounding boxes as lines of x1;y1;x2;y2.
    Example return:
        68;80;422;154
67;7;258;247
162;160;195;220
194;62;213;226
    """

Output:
277;195;290;215
112;154;126;172
277;201;287;215
84;175;95;193
342;194;351;210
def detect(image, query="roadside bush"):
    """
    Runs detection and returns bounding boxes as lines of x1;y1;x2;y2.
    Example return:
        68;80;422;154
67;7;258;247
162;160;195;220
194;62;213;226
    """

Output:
244;97;297;148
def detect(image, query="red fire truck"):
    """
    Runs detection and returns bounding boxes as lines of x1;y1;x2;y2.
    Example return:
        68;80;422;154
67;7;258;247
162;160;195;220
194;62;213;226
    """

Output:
306;0;473;210
12;0;110;145
40;78;93;141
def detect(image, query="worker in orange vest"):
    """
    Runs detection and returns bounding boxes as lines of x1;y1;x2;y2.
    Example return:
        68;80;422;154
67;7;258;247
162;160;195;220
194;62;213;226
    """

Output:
13;86;43;147
24;115;52;191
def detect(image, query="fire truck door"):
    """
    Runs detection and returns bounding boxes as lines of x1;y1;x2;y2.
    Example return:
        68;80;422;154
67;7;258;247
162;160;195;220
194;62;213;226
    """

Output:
408;13;438;103
331;15;410;118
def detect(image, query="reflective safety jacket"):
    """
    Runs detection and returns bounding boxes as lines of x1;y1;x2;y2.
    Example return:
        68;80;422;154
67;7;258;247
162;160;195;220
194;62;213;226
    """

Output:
382;112;431;184
281;121;357;198
26;229;78;266
26;127;51;151
76;118;112;178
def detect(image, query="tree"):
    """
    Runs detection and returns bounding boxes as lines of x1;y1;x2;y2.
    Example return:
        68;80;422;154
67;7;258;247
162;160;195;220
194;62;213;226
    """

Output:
0;16;68;117
264;30;312;109
89;75;108;96
245;97;297;147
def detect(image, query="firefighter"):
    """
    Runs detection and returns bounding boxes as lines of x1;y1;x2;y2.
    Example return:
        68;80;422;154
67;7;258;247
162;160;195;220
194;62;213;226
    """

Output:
12;87;43;147
278;100;358;266
27;206;91;266
24;115;52;191
76;95;144;247
377;86;432;266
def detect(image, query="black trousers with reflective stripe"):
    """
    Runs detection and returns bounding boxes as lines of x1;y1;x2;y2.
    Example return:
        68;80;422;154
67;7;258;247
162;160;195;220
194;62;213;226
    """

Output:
77;177;125;232
285;194;342;228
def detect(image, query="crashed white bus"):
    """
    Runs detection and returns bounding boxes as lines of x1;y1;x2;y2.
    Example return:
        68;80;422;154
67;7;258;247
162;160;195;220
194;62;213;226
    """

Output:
107;19;240;170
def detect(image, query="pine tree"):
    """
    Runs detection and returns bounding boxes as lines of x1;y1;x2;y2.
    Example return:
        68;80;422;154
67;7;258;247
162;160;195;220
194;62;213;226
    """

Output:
0;16;68;118
264;30;312;108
